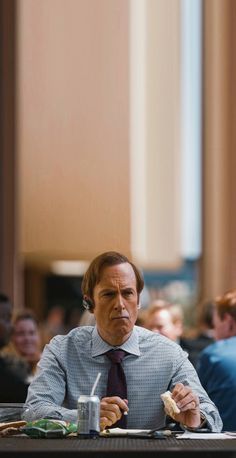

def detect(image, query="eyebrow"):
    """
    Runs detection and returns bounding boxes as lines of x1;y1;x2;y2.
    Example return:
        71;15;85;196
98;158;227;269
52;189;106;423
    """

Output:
99;287;136;294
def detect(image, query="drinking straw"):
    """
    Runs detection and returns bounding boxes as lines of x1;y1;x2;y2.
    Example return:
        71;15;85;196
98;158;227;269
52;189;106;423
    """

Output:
90;372;101;396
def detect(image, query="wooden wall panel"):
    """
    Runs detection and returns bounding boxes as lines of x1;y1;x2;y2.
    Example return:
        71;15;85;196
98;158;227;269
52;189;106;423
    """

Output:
17;0;130;267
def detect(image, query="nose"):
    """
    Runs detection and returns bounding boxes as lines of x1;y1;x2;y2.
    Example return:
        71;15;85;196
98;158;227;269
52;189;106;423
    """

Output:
114;294;125;310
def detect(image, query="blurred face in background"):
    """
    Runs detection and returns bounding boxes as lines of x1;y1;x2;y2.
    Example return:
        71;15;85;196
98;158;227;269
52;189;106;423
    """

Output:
213;290;236;340
213;309;234;341
145;308;182;341
12;318;40;359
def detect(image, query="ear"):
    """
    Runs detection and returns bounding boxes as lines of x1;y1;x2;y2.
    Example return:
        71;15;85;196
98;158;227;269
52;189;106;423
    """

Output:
82;297;95;312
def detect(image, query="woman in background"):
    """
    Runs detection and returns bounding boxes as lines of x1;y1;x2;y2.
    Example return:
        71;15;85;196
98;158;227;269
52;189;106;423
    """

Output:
10;310;42;382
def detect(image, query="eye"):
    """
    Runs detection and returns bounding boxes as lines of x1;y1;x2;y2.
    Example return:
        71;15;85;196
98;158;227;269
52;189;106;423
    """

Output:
124;290;134;297
103;292;114;297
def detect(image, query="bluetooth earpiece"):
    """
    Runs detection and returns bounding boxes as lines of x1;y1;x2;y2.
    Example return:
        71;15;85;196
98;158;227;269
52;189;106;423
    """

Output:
82;297;94;311
137;303;141;310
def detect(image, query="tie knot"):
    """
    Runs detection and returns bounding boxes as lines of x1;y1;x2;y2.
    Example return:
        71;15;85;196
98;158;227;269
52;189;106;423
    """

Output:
106;349;127;364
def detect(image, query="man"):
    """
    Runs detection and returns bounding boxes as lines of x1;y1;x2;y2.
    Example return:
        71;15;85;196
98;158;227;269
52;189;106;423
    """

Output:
0;293;29;402
24;252;222;431
198;289;236;431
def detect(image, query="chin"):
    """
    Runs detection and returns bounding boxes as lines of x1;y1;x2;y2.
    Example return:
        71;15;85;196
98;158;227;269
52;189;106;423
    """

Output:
114;322;132;336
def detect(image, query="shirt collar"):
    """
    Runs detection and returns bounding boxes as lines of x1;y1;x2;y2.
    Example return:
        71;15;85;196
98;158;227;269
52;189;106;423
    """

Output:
92;325;140;357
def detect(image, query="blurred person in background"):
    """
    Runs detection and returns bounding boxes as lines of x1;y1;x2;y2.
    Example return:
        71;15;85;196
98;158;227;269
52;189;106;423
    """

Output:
143;300;185;344
182;300;215;368
9;310;42;382
40;305;67;346
0;293;29;402
198;289;236;431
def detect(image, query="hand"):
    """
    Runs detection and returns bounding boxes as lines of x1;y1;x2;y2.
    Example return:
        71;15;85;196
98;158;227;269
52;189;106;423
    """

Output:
100;396;129;431
169;383;201;429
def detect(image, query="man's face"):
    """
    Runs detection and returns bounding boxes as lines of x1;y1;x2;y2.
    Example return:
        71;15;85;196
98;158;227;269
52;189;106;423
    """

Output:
0;301;12;348
92;263;139;345
147;309;181;341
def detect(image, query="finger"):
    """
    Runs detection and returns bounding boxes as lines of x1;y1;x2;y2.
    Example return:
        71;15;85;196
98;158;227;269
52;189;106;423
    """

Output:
172;383;189;397
100;409;120;426
172;383;185;396
172;385;192;403
100;416;113;430
100;403;122;421
172;385;200;410
101;396;129;413
177;393;199;412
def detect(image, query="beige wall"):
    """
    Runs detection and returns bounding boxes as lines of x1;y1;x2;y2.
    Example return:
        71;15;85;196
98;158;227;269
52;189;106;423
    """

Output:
12;0;236;306
17;0;130;266
17;0;182;271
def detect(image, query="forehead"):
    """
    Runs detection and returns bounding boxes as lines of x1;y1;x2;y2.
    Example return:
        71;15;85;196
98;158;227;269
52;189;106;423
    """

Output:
152;309;172;322
96;262;137;288
14;318;37;330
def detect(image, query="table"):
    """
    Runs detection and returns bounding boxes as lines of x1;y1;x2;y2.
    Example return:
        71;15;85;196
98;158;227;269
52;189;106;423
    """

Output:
1;436;236;458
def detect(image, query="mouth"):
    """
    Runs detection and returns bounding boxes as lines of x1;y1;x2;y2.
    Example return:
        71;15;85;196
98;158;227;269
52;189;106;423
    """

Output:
112;316;129;320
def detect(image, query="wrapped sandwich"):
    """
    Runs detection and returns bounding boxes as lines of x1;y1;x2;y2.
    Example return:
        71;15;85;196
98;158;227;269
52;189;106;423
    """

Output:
161;390;180;417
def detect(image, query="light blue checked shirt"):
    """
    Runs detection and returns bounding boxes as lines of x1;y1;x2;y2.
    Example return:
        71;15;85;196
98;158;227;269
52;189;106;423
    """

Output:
23;325;222;431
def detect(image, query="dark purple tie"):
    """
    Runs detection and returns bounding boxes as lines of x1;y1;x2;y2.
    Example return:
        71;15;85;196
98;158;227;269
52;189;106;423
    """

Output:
106;349;127;428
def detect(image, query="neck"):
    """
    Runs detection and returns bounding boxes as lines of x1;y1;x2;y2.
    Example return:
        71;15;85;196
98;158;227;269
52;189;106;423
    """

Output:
98;329;132;346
